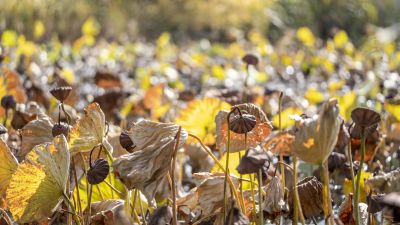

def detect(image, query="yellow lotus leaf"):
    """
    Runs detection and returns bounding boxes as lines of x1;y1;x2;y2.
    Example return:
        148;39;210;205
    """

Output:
334;30;349;48
0;139;18;193
272;107;303;130
215;103;273;153
6;135;70;223
33;20;45;39
69;103;113;154
384;102;400;121
82;17;100;37
175;98;231;145
304;87;325;105
1;30;18;47
296;27;315;47
343;171;372;202
20;113;54;159
335;91;357;121
143;83;170;120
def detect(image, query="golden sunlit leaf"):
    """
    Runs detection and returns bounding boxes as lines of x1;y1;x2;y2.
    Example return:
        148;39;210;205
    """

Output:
0;68;27;118
304;87;325;105
34;20;45;39
1;30;18;47
296;27;315;47
343;171;372;202
271;107;303;130
335;91;357;121
0;139;18;193
69;103;113;154
82;17;100;37
175;98;231;145
384;102;400;121
334;30;349;48
6;135;69;223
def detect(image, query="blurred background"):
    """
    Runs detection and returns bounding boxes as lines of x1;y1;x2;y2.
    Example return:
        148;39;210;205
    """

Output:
1;0;400;44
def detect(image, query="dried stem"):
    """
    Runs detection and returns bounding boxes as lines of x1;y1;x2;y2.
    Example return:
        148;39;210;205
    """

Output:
278;92;286;196
258;169;264;225
322;160;334;225
354;134;367;225
293;156;305;225
171;126;182;225
63;192;82;225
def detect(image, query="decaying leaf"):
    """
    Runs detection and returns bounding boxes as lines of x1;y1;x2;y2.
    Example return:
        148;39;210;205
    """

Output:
177;172;239;216
94;71;122;89
291;99;341;164
113;120;187;201
289;176;323;219
236;146;269;175
20;113;54;159
263;130;294;156
224;201;250;225
366;169;400;193
6;135;69;223
216;103;273;152
84;199;131;225
69;102;113;154
263;176;287;218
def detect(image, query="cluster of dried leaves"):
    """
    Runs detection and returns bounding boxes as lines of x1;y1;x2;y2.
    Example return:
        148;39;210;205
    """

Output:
0;28;400;225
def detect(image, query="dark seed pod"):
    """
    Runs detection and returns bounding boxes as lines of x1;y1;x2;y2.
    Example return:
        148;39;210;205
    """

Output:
52;123;70;137
0;124;7;135
289;176;324;219
119;131;135;153
229;113;256;134
49;86;72;102
242;54;259;67
87;158;110;185
1;95;16;110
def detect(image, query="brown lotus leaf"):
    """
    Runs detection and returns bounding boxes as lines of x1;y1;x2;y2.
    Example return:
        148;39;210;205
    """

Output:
242;54;259;67
10;110;37;130
84;200;131;225
289;176;323;219
0;68;26;117
291;99;341;164
365;169;400;193
216;103;273;153
338;194;353;225
20;113;54;159
334;121;350;154
236;146;269;175
351;130;380;161
327;152;347;173
367;194;384;214
204;88;242;105
94;71;122;89
378;192;400;223
93;89;124;121
177;172;239;216
350;107;381;134
263;176;287;218
113;120;187;201
148;205;173;225
263;131;294;156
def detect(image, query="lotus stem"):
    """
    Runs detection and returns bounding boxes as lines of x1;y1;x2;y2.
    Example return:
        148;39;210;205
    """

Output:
171;127;181;225
354;135;367;225
86;184;93;225
132;189;140;223
249;174;258;223
188;133;244;212
138;190;147;225
293;156;305;225
258;169;264;225
72;159;83;215
322;160;334;225
223;128;231;220
63;192;82;225
278;92;286;196
347;135;356;193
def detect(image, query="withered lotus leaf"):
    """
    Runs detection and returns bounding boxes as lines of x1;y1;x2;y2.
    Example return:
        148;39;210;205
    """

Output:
365;168;400;193
148;205;173;225
84;199;131;225
291;99;341;164
263;131;294;156
177;172;239;216
263;176;287;216
289;176;323;219
225;204;250;225
69;102;113;154
20;113;54;159
113;120;187;201
216;103;273;153
350;107;381;137
236;146;268;175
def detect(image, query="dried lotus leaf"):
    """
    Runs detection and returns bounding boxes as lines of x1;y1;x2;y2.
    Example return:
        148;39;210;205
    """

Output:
216;103;273;153
113;120;187;201
263;131;294;156
84;199;131;225
366;169;400;193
